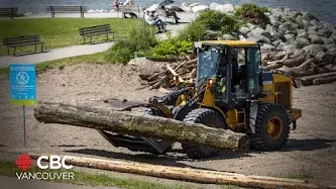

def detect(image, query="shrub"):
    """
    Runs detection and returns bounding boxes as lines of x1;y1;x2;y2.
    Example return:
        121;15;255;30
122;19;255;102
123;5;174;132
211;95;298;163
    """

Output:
178;20;208;41
196;10;241;35
104;21;157;64
148;37;193;59
235;3;270;25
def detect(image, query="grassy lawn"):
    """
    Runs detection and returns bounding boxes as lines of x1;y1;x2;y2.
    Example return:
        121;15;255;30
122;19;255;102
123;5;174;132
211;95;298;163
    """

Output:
0;160;191;189
0;18;140;55
0;52;106;78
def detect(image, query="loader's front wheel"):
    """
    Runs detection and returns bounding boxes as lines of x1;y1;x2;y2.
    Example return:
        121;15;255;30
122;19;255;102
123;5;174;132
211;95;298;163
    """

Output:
182;108;227;159
251;103;289;151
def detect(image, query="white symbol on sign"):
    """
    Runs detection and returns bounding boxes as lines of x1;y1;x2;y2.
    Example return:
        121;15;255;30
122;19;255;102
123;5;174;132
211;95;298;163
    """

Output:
16;72;29;85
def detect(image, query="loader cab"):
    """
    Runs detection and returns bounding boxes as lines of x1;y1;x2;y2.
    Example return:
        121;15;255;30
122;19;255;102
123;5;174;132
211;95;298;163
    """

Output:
194;40;263;109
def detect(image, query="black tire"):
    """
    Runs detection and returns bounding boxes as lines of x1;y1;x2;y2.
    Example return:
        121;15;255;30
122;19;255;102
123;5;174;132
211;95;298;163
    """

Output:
251;103;289;151
182;108;227;159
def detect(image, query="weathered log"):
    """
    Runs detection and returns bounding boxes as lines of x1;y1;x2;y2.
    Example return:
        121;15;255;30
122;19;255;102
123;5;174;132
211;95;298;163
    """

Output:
315;52;334;66
300;72;336;85
29;153;321;189
278;58;314;77
263;63;283;70
282;54;306;67
313;76;336;85
34;101;250;150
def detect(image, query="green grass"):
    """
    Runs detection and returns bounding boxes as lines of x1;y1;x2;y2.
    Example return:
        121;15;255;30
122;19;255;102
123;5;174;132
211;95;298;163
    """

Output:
0;160;191;189
284;173;313;180
0;18;140;55
0;52;106;78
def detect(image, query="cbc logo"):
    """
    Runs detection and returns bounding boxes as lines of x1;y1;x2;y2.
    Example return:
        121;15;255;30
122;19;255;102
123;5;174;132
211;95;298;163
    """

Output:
37;155;73;170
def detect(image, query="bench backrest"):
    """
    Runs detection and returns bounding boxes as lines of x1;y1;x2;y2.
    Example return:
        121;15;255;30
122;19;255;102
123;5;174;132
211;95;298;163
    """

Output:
0;7;18;15
46;6;87;12
79;24;111;36
3;35;41;46
156;9;167;17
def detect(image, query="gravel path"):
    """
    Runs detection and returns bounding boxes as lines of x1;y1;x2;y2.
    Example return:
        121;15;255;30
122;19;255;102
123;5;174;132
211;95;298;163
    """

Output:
0;63;335;187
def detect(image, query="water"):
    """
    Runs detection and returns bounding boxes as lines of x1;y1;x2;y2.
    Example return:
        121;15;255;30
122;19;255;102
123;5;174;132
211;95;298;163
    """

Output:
1;0;336;24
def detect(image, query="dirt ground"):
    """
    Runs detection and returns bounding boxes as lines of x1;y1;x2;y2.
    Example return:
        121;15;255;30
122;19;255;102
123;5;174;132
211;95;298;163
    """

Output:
0;63;335;187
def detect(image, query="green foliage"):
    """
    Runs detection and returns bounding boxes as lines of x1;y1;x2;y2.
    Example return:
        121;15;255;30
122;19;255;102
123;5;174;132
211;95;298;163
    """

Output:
196;10;241;35
178;20;208;41
104;21;157;64
235;3;270;25
148;37;193;59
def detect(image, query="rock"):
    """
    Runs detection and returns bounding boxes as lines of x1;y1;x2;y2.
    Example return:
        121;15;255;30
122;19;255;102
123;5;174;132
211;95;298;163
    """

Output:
268;28;280;41
326;44;336;55
248;27;271;39
282;44;297;54
246;23;256;30
284;34;295;43
271;21;281;27
297;29;308;38
321;37;334;45
261;44;276;52
310;19;319;26
303;44;325;56
191;5;209;12
272;40;283;47
279;22;297;32
302;20;310;28
309;34;323;44
222;34;236;40
296;37;311;48
239;26;250;35
209;2;219;10
129;58;164;80
180;2;192;12
302;12;319;21
215;4;235;13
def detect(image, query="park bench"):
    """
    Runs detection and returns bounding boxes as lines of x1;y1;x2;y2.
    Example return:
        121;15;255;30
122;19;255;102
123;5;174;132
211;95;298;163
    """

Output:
117;5;142;18
0;7;18;19
156;8;176;24
46;6;87;18
3;35;45;56
78;24;115;44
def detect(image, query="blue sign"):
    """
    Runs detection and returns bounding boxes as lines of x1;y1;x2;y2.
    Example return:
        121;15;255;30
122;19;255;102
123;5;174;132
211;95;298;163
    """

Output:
10;64;36;106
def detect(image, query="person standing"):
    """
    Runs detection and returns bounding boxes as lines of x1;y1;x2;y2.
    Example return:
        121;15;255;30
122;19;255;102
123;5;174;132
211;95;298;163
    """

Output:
113;0;119;10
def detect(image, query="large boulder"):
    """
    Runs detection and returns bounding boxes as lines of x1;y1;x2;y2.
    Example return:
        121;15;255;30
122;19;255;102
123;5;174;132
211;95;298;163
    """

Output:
297;29;308;38
239;26;250;35
192;4;209;12
282;44;297;54
303;44;325;56
248;27;271;39
302;12;319;21
180;2;192;12
272;40;283;47
309;34;323;44
278;22;297;32
261;44;276;52
296;37;311;48
284;34;295;43
215;4;235;13
321;37;334;45
129;57;165;80
222;34;237;40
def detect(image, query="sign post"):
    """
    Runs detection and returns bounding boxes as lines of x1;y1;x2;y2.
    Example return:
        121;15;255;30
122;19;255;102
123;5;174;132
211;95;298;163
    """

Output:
10;64;37;147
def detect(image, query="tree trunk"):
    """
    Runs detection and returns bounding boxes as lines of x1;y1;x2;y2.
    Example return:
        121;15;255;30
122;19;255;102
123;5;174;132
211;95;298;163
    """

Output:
300;72;336;86
28;153;320;189
34;101;250;150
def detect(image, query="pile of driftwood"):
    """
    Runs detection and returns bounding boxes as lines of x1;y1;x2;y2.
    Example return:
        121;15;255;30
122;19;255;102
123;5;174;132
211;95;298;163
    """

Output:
141;49;336;89
262;49;336;85
145;56;198;89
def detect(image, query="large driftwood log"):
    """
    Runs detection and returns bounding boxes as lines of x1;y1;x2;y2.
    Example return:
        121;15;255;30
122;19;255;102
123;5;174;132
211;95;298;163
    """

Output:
300;72;336;85
29;153;320;189
34;101;250;150
278;58;315;77
313;76;336;85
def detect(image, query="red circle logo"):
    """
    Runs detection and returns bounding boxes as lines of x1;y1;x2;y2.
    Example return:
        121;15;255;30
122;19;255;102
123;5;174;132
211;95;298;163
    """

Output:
16;153;33;172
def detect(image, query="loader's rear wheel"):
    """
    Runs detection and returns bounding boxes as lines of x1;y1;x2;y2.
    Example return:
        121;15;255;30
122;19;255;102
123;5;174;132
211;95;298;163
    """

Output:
251;104;289;151
182;108;227;159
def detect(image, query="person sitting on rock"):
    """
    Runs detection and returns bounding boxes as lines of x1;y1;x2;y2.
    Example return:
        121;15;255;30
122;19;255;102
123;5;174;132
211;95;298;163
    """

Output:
159;5;180;24
145;11;166;33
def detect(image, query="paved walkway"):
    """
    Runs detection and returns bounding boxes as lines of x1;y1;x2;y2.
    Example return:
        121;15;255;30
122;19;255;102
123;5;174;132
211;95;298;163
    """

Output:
0;42;114;68
0;12;195;68
0;176;120;189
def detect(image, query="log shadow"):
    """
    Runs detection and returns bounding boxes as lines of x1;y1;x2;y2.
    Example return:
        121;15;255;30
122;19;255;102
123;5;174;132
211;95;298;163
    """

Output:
282;138;334;151
51;144;87;148
65;148;195;168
